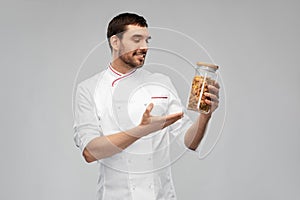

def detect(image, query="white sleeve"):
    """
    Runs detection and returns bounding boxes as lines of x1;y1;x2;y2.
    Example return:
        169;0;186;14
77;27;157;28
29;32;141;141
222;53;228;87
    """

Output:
73;83;102;154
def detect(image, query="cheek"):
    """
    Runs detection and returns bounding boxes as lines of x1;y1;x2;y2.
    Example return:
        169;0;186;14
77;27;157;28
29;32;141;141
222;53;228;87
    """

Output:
119;45;129;56
122;41;139;52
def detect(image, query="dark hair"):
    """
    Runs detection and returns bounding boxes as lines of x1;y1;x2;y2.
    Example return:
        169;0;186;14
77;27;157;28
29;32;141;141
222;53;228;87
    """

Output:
107;13;148;50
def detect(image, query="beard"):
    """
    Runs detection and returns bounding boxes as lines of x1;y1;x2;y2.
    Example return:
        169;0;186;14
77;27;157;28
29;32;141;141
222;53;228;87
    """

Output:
118;48;147;69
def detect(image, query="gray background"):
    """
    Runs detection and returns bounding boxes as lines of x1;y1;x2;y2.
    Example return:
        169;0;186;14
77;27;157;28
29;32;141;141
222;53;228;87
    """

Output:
1;0;299;199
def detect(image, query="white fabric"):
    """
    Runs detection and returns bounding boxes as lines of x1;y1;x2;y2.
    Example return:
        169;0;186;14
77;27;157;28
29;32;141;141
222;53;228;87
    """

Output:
73;66;195;200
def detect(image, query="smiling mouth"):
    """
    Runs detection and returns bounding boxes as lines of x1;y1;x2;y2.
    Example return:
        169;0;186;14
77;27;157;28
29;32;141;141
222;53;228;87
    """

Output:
133;52;147;61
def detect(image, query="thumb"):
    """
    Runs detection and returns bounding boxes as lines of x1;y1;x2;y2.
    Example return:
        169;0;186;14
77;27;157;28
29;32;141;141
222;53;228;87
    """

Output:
145;103;154;114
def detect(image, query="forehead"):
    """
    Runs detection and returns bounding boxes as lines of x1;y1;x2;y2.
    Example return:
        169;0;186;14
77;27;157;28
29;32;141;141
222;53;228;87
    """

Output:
123;25;150;37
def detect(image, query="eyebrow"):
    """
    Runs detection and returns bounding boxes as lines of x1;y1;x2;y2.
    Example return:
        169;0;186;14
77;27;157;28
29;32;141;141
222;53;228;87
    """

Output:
132;34;152;40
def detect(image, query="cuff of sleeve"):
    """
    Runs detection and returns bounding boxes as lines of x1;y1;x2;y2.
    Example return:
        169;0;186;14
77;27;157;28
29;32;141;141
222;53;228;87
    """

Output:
73;126;101;158
79;134;99;155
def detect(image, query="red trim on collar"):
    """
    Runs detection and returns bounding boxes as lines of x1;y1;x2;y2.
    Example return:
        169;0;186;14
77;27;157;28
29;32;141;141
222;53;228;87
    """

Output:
111;69;137;87
108;65;122;76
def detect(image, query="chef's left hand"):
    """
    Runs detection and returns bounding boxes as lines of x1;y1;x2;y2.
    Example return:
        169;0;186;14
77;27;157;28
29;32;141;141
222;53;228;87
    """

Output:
203;81;220;114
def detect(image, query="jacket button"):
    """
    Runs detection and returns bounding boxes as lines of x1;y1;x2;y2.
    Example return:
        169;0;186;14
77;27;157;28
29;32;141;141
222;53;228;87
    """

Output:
149;183;152;189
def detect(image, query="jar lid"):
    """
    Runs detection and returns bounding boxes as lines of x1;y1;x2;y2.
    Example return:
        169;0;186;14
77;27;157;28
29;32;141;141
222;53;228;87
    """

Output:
196;62;219;70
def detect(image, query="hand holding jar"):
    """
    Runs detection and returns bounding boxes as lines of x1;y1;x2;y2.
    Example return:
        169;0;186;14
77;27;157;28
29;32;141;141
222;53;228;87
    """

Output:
187;62;220;114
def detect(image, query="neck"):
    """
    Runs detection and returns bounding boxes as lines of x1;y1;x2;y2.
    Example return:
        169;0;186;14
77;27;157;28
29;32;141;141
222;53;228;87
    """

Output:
111;58;135;74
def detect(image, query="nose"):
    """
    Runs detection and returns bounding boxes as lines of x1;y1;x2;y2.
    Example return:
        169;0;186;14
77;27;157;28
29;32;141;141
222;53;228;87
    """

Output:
139;39;148;51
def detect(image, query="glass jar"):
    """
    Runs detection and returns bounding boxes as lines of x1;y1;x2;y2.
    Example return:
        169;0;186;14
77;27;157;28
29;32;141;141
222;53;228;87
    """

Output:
187;62;219;114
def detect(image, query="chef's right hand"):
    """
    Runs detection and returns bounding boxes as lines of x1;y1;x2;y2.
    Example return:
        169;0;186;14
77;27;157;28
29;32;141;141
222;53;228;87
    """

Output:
138;103;184;135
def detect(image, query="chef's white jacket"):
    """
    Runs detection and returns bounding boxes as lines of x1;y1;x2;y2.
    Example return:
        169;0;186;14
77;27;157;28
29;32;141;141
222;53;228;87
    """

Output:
73;65;196;200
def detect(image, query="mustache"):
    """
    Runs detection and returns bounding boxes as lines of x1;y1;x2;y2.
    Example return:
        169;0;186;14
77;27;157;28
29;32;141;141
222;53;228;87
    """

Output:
133;49;147;56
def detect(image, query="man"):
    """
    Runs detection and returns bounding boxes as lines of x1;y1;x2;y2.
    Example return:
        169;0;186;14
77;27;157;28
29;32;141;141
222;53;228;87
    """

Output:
73;12;220;200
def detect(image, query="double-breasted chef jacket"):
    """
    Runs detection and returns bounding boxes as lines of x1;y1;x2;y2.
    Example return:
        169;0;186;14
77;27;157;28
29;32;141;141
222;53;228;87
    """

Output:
74;65;198;200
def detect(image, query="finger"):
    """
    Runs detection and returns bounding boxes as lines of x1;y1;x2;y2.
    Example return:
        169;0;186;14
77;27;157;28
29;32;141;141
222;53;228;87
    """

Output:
163;116;181;128
148;112;183;130
212;81;220;89
204;92;219;102
205;99;219;113
163;112;184;128
165;112;184;121
205;98;219;108
144;103;154;115
207;85;219;97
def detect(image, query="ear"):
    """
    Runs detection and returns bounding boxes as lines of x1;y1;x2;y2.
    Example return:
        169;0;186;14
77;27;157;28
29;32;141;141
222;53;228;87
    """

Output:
110;35;120;51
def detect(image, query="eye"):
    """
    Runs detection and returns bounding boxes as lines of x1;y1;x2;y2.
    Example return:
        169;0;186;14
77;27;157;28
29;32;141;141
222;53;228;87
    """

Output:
146;36;151;44
132;36;142;43
132;35;151;43
133;38;141;43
